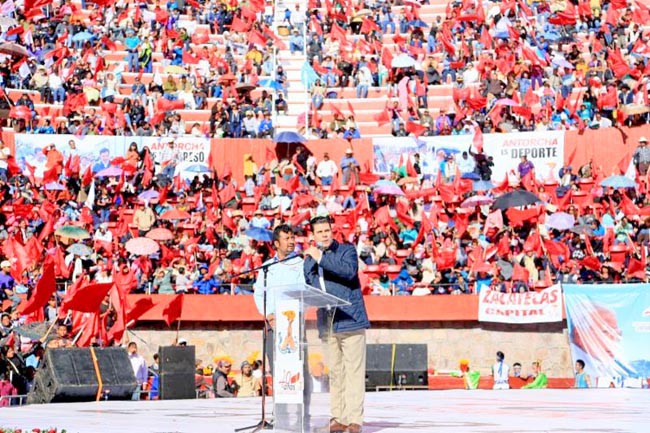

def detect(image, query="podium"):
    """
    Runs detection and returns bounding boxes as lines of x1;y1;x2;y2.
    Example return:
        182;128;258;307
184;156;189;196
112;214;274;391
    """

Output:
272;284;350;433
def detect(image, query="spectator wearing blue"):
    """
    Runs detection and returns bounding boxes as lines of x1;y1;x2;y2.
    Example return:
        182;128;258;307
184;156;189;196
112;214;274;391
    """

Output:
124;29;141;73
250;209;271;229
392;269;413;295
343;127;361;140
289;28;303;54
340;148;360;184
258;111;274;138
193;265;220;294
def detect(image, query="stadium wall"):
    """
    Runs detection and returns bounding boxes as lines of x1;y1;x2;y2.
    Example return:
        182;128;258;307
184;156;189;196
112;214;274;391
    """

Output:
129;295;573;377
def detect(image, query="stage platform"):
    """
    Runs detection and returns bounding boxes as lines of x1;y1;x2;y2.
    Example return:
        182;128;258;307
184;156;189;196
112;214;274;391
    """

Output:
2;389;649;433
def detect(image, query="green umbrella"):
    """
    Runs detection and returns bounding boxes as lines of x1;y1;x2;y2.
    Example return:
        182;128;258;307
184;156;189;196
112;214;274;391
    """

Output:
55;225;91;240
13;321;51;341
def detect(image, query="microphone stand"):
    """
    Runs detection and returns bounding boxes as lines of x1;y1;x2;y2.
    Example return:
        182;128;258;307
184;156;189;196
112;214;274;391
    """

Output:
234;253;301;433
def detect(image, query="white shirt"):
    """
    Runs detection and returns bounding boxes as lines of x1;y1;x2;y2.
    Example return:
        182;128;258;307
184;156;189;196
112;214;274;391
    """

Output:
94;229;113;243
492;361;510;384
129;353;148;385
317;159;338;178
253;255;305;317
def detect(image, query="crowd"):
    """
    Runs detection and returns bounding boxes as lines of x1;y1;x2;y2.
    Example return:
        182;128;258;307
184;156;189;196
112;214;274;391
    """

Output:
2;1;650;138
0;0;649;404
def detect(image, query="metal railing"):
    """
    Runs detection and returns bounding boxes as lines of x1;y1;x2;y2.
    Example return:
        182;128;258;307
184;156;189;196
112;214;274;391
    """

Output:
0;394;28;407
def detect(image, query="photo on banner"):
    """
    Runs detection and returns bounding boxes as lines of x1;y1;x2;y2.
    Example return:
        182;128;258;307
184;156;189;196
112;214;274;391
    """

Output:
563;284;650;388
134;136;212;180
14;134;127;177
373;131;564;181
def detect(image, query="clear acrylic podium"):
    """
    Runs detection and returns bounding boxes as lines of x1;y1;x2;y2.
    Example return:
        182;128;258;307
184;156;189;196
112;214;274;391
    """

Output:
272;284;350;433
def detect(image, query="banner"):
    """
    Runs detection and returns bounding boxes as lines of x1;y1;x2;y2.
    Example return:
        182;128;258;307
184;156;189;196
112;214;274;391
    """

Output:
478;285;563;324
273;299;304;404
373;130;564;181
13;134;211;180
563;284;650;387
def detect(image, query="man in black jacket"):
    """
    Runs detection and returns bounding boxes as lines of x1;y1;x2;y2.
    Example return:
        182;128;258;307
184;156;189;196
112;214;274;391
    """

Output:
304;216;369;433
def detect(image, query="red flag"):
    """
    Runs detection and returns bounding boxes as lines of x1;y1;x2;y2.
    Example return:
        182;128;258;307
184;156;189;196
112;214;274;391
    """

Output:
512;263;530;282
230;16;250;32
472;126;484;153
161;294;184;327
373;108;390;127
17;260;56;315
346;100;356;118
405;121;427;137
61;282;114;313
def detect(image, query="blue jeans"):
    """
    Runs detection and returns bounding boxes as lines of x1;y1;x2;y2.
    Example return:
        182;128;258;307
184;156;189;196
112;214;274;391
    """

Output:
427;34;436;53
381;20;395;34
127;51;139;72
312;94;323;109
52;87;66;103
356;84;368;98
321;176;332;185
290;42;303;54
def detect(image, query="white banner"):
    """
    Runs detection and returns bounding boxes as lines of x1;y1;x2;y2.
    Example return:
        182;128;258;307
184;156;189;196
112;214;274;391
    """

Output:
478;285;563;324
273;299;304;404
373;130;564;182
13;134;212;179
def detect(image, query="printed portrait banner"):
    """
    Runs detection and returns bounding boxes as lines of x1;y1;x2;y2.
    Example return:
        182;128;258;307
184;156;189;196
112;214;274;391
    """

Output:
373;130;564;182
478;285;563;324
274;299;304;405
13;134;212;179
563;284;650;387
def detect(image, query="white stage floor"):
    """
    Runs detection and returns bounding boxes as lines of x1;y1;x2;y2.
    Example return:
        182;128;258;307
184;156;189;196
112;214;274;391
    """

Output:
1;389;649;433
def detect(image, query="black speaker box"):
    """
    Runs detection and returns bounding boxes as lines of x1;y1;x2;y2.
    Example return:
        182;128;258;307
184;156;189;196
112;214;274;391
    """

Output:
27;347;137;404
365;344;428;390
158;345;196;400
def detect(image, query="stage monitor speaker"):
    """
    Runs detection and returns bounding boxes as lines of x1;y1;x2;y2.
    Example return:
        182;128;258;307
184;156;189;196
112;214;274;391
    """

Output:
27;347;137;404
365;344;428;391
158;345;196;400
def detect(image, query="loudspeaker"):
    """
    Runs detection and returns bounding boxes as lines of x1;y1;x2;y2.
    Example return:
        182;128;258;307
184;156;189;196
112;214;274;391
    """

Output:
158;345;196;400
365;344;428;391
27;347;137;404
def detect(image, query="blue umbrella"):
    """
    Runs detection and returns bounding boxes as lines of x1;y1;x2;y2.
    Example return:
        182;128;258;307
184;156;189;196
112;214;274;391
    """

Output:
245;227;273;242
274;131;306;143
600;175;636;189
257;78;283;91
408;20;429;28
184;164;211;173
72;31;94;42
138;189;160;201
461;172;481;180
67;243;93;256
473;180;495;191
45;182;65;190
436;147;461;155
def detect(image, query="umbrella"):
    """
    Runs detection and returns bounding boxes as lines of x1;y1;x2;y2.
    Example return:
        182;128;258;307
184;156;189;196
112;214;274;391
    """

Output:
0;42;30;57
546;212;575;231
461;172;481;180
274;131;306;143
245;227;273;242
235;83;256;93
45;182;66;191
125;237;160;256
55;225;90;240
374;185;405;196
326;201;345;213
353;9;372;19
373;179;400;188
12;321;50;341
436;147;461;156
460;196;494;208
0;17;18;28
496;259;514;280
257;78;283;91
160;209;191;220
146;228;174;241
67;243;93;256
570;224;593;236
72;31;94;42
494;98;520;107
473;180;495;191
184;164;211;174
95;166;123;177
391;53;418;69
408;20;429;28
164;65;188;74
493;190;541;210
217;73;237;83
138;189;160;201
552;58;574;69
600;175;636;189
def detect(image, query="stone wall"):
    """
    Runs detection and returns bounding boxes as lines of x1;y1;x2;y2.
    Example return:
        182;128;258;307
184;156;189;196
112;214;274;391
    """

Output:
130;321;573;377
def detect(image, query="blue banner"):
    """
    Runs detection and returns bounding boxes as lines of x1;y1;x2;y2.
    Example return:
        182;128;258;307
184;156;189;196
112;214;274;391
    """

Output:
563;284;650;387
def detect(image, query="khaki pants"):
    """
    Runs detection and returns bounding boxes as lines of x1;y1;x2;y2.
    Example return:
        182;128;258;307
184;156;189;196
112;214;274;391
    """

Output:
326;329;366;426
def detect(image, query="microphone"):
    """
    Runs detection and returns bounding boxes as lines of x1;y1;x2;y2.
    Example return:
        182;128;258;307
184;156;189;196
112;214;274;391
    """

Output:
316;242;325;251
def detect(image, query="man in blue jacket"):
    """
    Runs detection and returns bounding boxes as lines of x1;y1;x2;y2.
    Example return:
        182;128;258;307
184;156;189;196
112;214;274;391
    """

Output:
304;216;369;433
